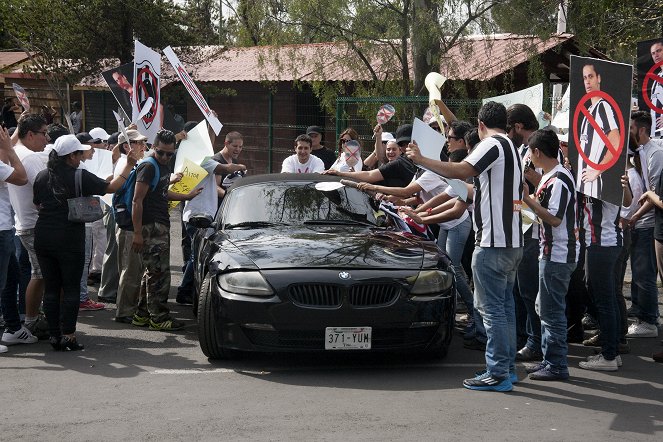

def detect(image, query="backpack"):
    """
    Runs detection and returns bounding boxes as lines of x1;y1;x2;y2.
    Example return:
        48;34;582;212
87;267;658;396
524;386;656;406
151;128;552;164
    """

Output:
112;156;161;231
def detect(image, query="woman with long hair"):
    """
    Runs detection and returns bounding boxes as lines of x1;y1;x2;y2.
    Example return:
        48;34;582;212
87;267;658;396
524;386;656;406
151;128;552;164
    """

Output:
33;135;138;351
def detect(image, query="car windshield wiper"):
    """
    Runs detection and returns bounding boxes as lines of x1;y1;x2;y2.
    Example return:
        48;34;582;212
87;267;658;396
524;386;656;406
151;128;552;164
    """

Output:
303;219;376;227
225;221;289;229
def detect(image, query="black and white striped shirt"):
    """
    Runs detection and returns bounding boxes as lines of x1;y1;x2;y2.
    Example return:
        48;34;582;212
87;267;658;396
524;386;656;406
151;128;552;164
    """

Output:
580;196;622;248
536;165;579;263
465;134;523;248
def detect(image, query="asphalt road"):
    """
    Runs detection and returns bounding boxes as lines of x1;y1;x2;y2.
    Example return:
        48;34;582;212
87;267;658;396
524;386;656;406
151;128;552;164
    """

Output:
2;217;662;441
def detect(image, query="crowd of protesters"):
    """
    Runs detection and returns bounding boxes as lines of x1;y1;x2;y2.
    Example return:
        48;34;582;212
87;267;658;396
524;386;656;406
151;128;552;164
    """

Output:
0;98;661;392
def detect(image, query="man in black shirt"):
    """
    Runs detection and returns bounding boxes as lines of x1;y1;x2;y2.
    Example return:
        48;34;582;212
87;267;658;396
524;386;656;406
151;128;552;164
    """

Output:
131;129;201;331
307;126;337;170
2;98;19;128
325;124;417;187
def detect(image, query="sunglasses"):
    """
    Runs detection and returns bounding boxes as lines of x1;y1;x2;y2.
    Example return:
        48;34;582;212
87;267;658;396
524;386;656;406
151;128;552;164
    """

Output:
340;138;352;144
154;149;175;158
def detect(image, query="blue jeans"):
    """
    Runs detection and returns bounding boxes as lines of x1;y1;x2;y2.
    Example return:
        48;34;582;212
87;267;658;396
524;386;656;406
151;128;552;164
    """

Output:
0;230;19;330
630;228;659;324
472;246;523;379
586;246;621;360
516;238;541;352
536;260;576;375
178;222;198;295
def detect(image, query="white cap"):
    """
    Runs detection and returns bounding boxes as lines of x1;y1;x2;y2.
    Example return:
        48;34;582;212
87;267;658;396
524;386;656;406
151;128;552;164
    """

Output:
53;134;91;156
381;132;395;142
89;127;110;141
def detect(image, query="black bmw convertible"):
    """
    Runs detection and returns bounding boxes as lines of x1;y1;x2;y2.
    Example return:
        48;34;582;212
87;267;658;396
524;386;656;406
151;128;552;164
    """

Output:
189;173;456;359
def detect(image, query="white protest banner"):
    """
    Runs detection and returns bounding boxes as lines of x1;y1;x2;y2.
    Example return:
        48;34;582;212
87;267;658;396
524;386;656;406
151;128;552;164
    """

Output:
163;46;223;135
133;39;162;144
173;120;214;173
12;83;30;111
411;117;468;201
483;83;547;129
84;148;114;180
552;86;570;130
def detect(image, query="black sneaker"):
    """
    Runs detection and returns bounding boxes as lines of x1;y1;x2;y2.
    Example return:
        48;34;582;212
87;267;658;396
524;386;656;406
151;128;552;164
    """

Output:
463;374;513;392
114;316;133;324
463;337;486;351
516;346;543;361
581;313;599;330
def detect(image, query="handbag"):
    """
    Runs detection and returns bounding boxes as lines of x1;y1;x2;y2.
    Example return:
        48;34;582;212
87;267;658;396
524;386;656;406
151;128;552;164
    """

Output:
67;169;104;223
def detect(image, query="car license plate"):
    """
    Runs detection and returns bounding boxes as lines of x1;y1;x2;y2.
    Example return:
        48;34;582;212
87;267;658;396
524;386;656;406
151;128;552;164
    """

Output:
325;327;372;350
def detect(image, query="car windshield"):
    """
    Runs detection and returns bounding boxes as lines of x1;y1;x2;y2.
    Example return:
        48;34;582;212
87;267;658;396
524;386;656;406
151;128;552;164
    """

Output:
221;181;381;228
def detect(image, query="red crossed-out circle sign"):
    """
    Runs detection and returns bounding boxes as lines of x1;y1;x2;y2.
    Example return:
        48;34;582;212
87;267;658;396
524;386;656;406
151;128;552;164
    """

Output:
573;90;625;172
642;60;663;114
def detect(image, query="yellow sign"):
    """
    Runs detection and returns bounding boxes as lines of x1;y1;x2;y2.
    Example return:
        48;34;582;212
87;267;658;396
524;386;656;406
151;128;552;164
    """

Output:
168;158;208;209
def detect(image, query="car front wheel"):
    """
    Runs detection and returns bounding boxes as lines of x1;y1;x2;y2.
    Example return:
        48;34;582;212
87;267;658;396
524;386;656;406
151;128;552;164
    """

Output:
197;273;229;360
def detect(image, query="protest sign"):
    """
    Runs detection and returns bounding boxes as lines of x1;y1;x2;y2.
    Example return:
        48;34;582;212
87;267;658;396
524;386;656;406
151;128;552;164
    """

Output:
411;117;467;201
168;158;208;209
568;55;632;206
173;120;214;173
133;40;162;144
637;38;663;137
483;83;547;129
551;86;570;130
12;83;30;111
163;46;223;135
84;148;114;180
102;63;134;120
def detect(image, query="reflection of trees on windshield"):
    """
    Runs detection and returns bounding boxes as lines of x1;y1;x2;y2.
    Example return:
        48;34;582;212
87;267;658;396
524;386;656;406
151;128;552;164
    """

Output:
222;182;378;227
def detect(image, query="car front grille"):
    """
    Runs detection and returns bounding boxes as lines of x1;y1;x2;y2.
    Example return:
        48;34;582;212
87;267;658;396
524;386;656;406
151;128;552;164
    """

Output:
289;284;342;307
242;327;436;350
349;283;400;307
288;283;401;308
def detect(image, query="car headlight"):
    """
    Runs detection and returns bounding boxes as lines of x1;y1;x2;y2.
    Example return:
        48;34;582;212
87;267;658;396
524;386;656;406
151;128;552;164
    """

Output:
217;272;274;296
409;270;454;295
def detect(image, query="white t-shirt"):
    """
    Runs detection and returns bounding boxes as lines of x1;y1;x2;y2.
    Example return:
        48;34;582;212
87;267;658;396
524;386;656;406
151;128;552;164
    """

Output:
183;158;221;222
7;143;48;231
281;155;325;174
414;170;447;203
0;159;15;231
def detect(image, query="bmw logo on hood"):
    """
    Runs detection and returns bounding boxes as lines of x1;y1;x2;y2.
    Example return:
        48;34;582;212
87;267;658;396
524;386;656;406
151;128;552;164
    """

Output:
339;271;351;280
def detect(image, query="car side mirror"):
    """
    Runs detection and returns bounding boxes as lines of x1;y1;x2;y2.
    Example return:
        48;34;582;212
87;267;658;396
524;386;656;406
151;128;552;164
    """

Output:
188;214;215;229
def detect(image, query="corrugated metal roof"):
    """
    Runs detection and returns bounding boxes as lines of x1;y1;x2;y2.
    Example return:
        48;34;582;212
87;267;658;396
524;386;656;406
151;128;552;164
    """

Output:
0;51;31;72
77;33;575;88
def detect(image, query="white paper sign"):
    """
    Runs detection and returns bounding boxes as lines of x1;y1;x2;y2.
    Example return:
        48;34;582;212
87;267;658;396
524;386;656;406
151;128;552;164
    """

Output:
411;117;446;162
483;83;547;129
84;148;114;180
133;40;162;144
174;120;214;173
163;46;223;135
12;83;30;111
410;117;468;201
551;86;570;129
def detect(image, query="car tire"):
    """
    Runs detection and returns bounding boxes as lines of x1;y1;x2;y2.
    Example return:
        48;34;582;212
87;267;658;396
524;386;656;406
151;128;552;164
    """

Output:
197;273;228;359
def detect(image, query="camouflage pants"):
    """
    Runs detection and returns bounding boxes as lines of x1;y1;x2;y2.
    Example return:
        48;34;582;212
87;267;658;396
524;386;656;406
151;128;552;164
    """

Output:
135;222;172;322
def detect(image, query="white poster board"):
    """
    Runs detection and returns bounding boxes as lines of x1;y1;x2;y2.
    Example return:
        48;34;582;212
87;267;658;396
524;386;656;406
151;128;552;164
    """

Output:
133;40;162;144
163;46;223;135
173;120;214;173
483;83;547;129
552;86;570;130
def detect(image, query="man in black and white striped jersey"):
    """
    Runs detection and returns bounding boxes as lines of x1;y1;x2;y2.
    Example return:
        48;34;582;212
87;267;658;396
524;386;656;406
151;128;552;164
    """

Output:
407;101;523;392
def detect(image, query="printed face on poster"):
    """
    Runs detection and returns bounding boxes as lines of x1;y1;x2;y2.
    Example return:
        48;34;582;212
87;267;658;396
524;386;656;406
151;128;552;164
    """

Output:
568;55;632;207
101;63;134;121
12;83;30;111
636;38;663;137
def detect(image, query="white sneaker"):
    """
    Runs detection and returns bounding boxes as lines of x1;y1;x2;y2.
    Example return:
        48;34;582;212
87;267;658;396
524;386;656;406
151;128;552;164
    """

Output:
579;354;618;371
2;326;38;345
626;321;659;338
0;344;7;353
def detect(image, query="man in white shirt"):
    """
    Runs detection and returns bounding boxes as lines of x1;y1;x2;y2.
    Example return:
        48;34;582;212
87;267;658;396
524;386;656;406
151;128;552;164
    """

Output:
0;125;32;351
281;134;325;174
6;114;50;338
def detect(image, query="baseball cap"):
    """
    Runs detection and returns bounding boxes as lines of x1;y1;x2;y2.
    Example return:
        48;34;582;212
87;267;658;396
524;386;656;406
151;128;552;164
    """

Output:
395;124;413;145
76;132;102;144
381;132;395;142
53;134;91;156
89;127;110;141
306;125;323;135
118;129;148;145
107;132;119;145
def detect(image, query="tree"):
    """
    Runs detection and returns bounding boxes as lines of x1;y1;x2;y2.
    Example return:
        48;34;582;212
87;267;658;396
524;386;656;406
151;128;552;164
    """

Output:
492;0;663;63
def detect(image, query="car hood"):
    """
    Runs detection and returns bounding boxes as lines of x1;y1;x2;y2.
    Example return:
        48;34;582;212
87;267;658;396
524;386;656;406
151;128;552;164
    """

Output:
217;226;440;270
